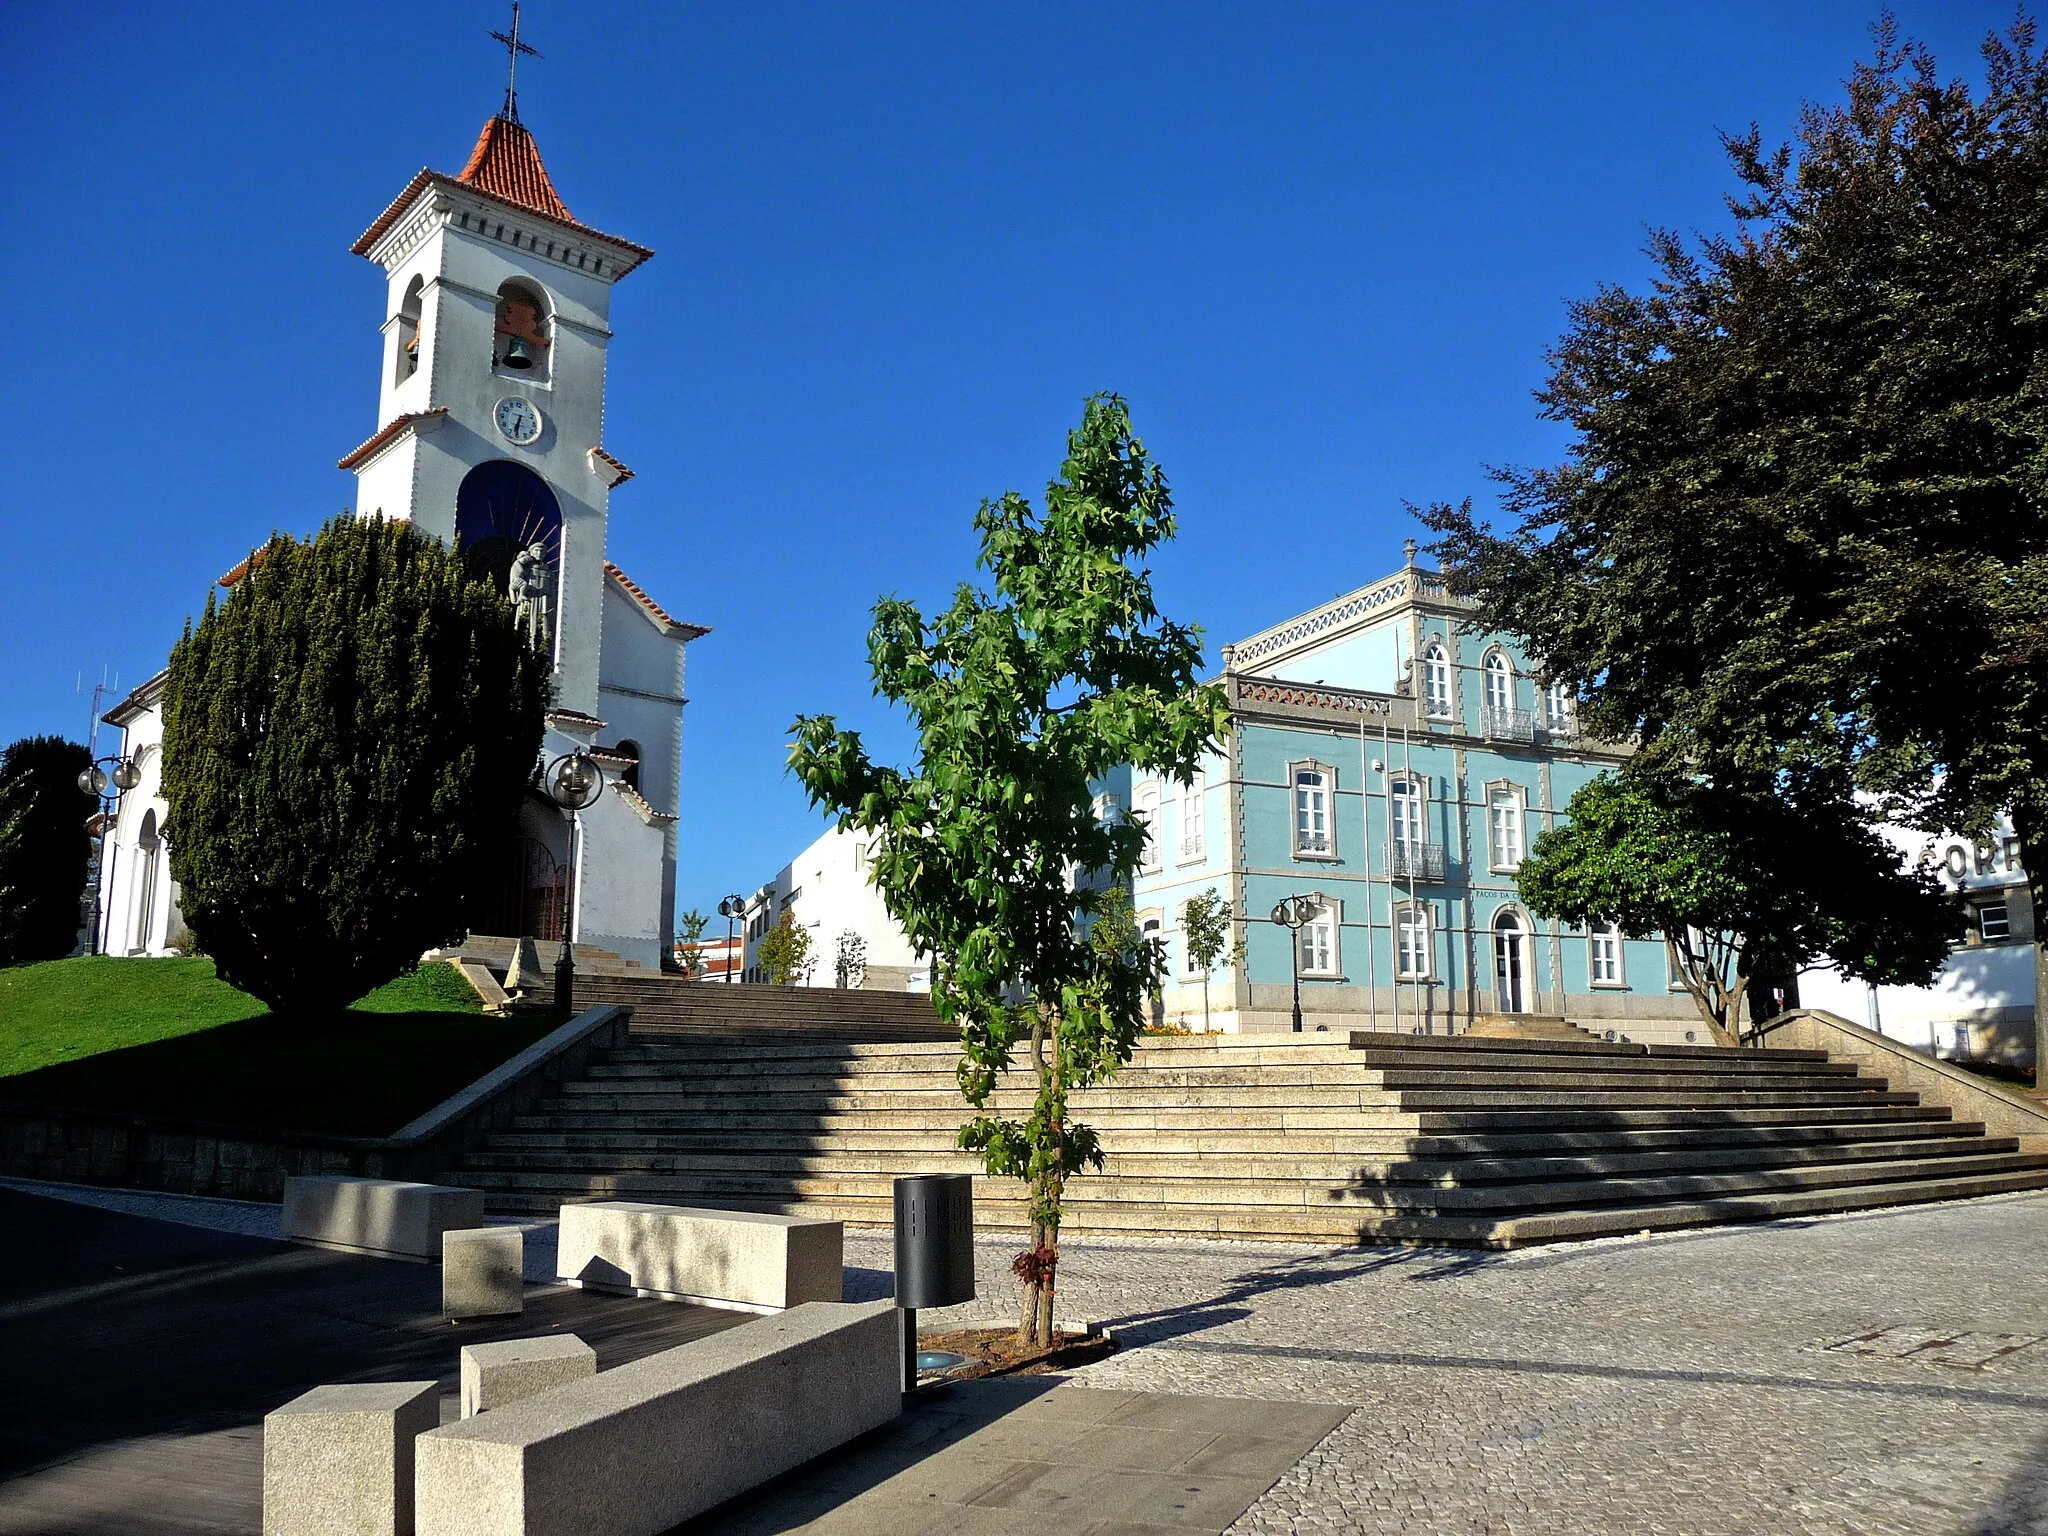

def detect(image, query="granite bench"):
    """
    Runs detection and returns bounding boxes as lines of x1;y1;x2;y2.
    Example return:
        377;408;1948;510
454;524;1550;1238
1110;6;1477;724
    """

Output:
414;1299;900;1536
282;1175;485;1262
555;1200;843;1312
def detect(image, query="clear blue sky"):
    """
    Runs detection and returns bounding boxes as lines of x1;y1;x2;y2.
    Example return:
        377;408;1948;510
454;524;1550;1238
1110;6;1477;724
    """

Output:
0;2;2009;921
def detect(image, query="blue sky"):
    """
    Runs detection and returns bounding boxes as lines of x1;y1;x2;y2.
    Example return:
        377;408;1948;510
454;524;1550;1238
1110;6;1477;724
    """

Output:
1;2;2008;920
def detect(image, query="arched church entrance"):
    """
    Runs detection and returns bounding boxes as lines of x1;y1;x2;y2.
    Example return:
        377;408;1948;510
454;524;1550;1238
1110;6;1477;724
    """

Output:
456;461;563;646
468;793;571;943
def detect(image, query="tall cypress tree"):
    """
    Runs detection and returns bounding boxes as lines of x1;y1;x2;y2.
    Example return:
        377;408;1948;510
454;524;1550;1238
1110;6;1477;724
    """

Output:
0;736;94;966
162;515;547;1013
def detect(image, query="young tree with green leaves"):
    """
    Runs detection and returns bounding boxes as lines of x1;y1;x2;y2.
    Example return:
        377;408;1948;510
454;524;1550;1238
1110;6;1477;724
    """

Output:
0;737;94;966
162;516;547;1014
675;908;709;977
789;394;1229;1347
1179;887;1242;1034
756;912;813;985
1423;19;2048;1065
1518;773;1959;1044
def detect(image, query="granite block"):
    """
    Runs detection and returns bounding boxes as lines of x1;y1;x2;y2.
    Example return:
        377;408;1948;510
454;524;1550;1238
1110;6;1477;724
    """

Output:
460;1334;596;1418
556;1200;842;1310
443;1228;524;1320
263;1380;437;1536
282;1175;484;1262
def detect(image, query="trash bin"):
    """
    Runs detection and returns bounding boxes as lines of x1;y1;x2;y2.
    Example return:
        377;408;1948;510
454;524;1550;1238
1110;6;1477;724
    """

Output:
893;1173;975;1390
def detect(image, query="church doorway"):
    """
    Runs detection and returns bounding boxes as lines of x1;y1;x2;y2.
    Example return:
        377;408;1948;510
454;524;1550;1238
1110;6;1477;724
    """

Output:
466;794;570;942
1493;911;1528;1014
456;461;562;643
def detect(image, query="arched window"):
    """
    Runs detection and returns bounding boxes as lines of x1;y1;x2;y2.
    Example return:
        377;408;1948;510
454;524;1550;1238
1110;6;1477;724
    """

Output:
493;280;553;381
1177;769;1205;862
1422;643;1451;718
1483;650;1513;712
456;461;563;649
133;809;162;954
395;275;425;386
612;740;641;793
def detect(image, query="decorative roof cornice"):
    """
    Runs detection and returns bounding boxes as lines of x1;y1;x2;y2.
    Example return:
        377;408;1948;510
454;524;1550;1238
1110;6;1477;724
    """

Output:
612;782;678;828
338;408;448;471
605;561;709;641
589;446;634;488
1230;566;1463;674
101;669;168;728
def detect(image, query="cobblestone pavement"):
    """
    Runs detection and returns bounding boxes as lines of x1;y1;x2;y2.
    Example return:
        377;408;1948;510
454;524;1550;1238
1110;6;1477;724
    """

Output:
845;1193;2048;1536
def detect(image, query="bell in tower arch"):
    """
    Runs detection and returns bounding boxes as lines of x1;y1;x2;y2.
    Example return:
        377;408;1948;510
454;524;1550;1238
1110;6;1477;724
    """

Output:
494;282;552;378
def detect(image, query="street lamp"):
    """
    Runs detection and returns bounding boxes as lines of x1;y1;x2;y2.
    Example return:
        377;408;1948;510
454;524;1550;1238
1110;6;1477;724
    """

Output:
1269;892;1325;1034
544;751;605;1012
77;756;140;957
716;893;746;984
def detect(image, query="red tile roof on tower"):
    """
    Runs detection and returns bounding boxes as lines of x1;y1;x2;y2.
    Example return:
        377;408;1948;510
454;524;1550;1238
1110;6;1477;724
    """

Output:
455;115;573;224
605;561;710;641
352;115;653;275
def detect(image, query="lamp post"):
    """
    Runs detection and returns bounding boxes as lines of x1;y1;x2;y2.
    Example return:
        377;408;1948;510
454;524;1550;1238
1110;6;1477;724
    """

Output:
716;893;745;983
1269;892;1325;1034
76;756;140;957
544;751;605;1013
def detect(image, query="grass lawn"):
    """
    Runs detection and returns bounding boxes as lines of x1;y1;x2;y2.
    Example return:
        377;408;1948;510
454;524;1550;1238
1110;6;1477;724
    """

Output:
0;956;568;1137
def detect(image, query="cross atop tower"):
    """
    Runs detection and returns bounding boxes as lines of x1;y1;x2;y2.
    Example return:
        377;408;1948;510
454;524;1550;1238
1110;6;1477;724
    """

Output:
488;2;541;123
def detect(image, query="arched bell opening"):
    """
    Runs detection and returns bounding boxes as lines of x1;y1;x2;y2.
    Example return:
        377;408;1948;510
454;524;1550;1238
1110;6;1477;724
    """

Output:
492;279;553;381
455;460;563;651
395;274;425;387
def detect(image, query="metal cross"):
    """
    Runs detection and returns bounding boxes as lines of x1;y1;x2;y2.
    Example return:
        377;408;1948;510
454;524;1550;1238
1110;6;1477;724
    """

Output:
489;2;542;122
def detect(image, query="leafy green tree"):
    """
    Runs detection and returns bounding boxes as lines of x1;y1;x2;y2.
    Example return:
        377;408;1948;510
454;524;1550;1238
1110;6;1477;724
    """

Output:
789;395;1229;1347
1179;887;1242;1034
756;912;813;985
162;516;547;1014
1518;774;1959;1044
0;737;94;965
675;908;709;977
1422;19;2048;1062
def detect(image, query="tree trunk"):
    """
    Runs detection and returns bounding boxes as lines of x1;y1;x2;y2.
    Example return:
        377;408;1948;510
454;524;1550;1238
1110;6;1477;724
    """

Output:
2010;805;2048;1088
1202;971;1211;1033
1016;1011;1054;1350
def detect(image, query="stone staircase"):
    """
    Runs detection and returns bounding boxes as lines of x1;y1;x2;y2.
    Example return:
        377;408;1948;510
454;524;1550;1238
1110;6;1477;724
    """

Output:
568;976;955;1043
450;1029;2048;1248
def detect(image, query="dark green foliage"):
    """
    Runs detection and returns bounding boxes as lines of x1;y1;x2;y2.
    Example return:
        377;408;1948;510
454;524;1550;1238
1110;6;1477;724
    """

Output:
1518;774;1959;1042
161;516;547;1014
1421;19;2048;1057
0;737;93;966
789;395;1230;1344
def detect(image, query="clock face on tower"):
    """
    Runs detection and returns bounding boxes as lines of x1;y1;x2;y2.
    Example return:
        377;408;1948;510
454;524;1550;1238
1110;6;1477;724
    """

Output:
494;396;544;446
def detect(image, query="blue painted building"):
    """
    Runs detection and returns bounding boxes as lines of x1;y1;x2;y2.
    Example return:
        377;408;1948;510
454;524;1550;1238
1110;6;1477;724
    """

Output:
1120;550;1701;1040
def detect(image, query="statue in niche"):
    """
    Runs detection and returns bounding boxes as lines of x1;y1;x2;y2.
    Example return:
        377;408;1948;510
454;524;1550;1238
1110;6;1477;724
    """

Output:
509;543;552;649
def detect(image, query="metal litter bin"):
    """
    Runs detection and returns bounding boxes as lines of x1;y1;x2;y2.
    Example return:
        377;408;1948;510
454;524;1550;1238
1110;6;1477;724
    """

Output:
893;1173;975;1389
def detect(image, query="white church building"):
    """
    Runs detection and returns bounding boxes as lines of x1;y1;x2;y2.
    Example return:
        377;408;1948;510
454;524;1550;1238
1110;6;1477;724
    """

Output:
96;100;703;970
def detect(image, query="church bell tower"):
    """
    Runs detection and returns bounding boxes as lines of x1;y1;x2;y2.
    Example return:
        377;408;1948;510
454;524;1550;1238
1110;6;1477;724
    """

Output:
340;57;652;721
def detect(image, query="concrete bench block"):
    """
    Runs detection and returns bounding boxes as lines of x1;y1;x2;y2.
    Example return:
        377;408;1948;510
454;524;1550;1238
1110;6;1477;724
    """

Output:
443;1228;523;1320
460;1334;596;1418
264;1379;438;1536
415;1300;900;1536
283;1175;485;1262
556;1200;843;1312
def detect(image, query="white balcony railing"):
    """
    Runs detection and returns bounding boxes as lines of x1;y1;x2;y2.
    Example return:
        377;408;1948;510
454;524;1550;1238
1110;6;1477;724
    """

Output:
1481;706;1537;743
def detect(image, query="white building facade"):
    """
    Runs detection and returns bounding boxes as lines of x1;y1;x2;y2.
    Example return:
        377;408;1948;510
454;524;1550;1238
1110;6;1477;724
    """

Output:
742;825;929;990
97;107;704;969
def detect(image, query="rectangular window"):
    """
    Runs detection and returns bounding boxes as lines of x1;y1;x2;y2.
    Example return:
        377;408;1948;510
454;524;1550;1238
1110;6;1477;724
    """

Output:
1178;772;1206;862
1391;778;1423;854
1136;784;1162;875
1488;788;1523;871
1979;902;2011;941
1299;910;1337;975
1294;767;1332;857
1396;907;1431;979
1590;922;1622;986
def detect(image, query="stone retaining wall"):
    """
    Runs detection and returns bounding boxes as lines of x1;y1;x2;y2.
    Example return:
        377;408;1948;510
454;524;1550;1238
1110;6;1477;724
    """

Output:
0;1004;632;1203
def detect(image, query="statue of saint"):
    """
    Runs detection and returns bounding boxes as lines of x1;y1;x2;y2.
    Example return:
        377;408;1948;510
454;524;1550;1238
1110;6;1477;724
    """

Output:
509;544;551;648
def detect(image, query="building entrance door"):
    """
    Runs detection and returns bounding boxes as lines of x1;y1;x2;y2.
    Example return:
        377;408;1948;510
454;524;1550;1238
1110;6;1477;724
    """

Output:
1493;914;1527;1014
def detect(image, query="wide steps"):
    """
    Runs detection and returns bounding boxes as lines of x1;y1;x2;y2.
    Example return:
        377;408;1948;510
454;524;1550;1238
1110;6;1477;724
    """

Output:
440;1022;2048;1246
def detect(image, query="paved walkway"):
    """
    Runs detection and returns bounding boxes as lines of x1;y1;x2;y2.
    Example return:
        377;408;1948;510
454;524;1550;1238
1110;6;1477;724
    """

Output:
846;1192;2048;1536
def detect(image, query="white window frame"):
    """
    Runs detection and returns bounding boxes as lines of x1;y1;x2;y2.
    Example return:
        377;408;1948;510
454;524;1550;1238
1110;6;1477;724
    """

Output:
1291;761;1337;860
1178;769;1206;863
1545;680;1575;732
1422;643;1452;719
1298;899;1340;977
1394;902;1433;980
1978;901;2012;942
1135;781;1162;875
1483;650;1514;713
1486;782;1526;873
1588;921;1625;988
1390;775;1425;855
